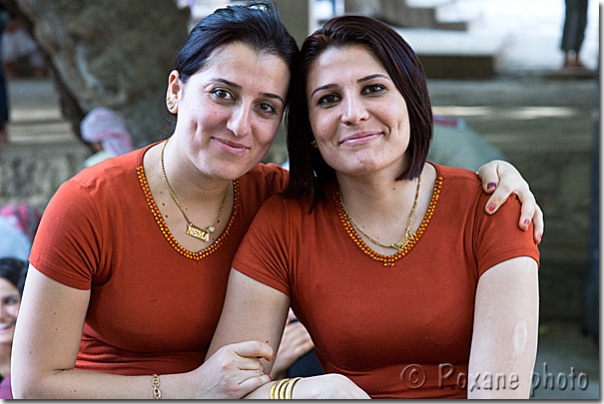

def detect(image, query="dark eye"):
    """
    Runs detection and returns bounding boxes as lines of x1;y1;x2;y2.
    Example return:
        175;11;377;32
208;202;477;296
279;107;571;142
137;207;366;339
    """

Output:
211;88;233;100
363;84;386;95
3;297;18;305
317;94;340;106
257;102;276;115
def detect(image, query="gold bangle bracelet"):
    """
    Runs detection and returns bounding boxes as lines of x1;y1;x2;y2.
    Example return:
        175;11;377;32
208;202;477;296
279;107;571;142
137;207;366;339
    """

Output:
151;374;162;399
270;378;287;399
279;379;288;400
284;377;302;399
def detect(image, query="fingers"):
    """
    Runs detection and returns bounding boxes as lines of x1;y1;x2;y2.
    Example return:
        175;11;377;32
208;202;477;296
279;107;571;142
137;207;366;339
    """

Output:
483;181;515;215
476;159;505;194
231;340;275;362
531;205;544;244
237;373;272;394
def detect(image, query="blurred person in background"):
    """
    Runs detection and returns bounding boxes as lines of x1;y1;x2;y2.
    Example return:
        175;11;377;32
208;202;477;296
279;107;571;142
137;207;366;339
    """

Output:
560;0;589;69
1;14;45;80
0;257;28;399
80;107;134;168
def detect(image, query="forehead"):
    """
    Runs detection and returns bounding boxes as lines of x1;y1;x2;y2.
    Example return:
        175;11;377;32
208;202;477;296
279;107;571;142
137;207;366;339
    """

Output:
307;45;387;85
0;278;18;296
194;42;290;92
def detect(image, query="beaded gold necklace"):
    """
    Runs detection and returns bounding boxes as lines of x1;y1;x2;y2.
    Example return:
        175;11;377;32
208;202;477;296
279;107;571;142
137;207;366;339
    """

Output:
160;139;230;242
335;176;442;267
339;174;422;252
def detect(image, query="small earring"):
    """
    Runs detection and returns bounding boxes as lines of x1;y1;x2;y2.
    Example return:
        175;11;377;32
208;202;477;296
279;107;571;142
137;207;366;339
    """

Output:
311;139;317;148
166;98;175;109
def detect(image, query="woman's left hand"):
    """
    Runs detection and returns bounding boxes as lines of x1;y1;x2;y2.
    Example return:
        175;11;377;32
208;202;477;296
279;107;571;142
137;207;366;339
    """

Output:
477;160;543;244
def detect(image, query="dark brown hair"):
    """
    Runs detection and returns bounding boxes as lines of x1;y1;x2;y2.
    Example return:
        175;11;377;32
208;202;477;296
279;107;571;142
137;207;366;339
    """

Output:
0;257;27;296
284;15;433;209
167;1;299;130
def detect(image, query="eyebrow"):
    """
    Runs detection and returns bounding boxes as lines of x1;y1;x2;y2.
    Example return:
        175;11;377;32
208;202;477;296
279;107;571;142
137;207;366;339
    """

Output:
310;73;390;97
212;78;285;105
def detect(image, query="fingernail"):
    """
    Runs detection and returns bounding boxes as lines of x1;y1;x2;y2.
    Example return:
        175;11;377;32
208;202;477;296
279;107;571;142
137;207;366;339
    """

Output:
523;219;530;227
538;233;542;241
487;182;496;190
487;204;495;212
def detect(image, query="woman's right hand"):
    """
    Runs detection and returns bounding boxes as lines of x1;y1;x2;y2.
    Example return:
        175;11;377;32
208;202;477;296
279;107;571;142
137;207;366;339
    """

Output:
193;340;274;399
292;374;371;399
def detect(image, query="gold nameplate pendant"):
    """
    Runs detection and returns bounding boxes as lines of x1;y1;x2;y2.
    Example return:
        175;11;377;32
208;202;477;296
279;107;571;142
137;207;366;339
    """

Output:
392;231;415;251
187;223;210;242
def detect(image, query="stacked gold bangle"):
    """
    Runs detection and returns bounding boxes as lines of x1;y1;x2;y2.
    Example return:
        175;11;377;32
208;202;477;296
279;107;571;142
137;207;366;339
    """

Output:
151;374;162;399
269;377;302;399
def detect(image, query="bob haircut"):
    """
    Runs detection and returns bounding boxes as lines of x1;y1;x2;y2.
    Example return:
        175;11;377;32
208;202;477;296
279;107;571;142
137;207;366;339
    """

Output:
284;15;433;209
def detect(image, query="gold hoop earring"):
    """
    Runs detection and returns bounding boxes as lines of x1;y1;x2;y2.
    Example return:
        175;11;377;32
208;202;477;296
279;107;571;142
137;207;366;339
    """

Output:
311;139;317;148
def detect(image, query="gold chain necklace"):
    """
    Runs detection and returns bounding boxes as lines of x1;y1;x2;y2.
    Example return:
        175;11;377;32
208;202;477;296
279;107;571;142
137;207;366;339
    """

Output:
160;139;230;242
339;174;422;251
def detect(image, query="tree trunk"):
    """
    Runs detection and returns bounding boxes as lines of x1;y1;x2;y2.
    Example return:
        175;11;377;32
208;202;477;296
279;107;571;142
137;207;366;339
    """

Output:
2;0;190;147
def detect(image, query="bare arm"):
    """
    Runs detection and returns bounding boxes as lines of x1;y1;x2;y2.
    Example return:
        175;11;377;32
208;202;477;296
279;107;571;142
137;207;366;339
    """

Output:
12;266;272;399
271;309;315;380
477;160;544;243
207;269;370;399
468;257;539;399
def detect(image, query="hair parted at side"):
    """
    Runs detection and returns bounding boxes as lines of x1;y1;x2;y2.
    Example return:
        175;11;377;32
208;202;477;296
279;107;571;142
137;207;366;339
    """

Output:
283;15;433;211
173;0;298;90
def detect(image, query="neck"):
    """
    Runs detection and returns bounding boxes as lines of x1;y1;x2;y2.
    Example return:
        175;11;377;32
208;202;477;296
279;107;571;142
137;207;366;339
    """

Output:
160;138;231;202
335;162;435;254
143;139;236;249
336;169;418;217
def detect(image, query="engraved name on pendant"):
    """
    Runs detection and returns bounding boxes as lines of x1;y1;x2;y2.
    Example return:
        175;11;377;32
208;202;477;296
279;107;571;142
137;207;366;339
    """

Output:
187;223;210;241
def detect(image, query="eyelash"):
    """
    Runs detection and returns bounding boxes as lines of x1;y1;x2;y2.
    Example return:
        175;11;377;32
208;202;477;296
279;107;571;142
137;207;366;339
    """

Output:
210;88;233;100
257;103;277;115
316;84;387;107
210;89;278;116
363;84;386;94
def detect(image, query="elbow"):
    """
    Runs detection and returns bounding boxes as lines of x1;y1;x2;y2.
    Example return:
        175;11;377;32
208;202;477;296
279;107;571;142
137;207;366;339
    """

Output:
11;370;51;399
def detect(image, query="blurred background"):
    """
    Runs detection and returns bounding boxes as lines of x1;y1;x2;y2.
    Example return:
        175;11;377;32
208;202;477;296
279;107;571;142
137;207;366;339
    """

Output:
0;0;599;399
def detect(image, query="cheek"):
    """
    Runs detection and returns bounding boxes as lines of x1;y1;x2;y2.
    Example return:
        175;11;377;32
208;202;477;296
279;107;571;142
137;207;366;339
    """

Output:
309;112;333;141
7;305;19;318
256;119;281;148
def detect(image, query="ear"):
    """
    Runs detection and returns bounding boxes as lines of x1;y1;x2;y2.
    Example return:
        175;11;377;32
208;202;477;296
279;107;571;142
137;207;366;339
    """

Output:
166;70;182;114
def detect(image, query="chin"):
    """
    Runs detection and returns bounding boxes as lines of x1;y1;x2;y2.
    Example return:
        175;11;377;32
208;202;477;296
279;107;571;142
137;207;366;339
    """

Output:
0;331;14;346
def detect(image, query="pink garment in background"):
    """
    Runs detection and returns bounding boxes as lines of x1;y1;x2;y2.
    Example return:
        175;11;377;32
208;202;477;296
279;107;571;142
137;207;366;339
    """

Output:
80;107;133;156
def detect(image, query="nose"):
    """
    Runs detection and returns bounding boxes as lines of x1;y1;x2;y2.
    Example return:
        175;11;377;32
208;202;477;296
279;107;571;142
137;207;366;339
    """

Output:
341;94;369;125
226;104;252;137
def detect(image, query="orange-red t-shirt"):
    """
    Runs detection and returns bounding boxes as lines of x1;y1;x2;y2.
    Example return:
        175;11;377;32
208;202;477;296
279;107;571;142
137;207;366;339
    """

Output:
232;163;540;399
29;144;289;376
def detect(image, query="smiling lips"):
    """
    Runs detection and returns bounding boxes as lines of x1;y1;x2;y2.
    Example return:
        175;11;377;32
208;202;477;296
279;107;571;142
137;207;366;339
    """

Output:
213;137;250;155
0;322;13;331
339;131;382;146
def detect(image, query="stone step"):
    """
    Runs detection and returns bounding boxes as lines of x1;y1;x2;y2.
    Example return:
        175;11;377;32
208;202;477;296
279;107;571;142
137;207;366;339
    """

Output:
394;27;507;79
380;0;474;31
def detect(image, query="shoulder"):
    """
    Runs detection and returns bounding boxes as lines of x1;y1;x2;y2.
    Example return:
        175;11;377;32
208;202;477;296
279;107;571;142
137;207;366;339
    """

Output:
238;163;289;200
240;163;289;187
431;162;485;203
60;146;147;203
433;163;481;187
